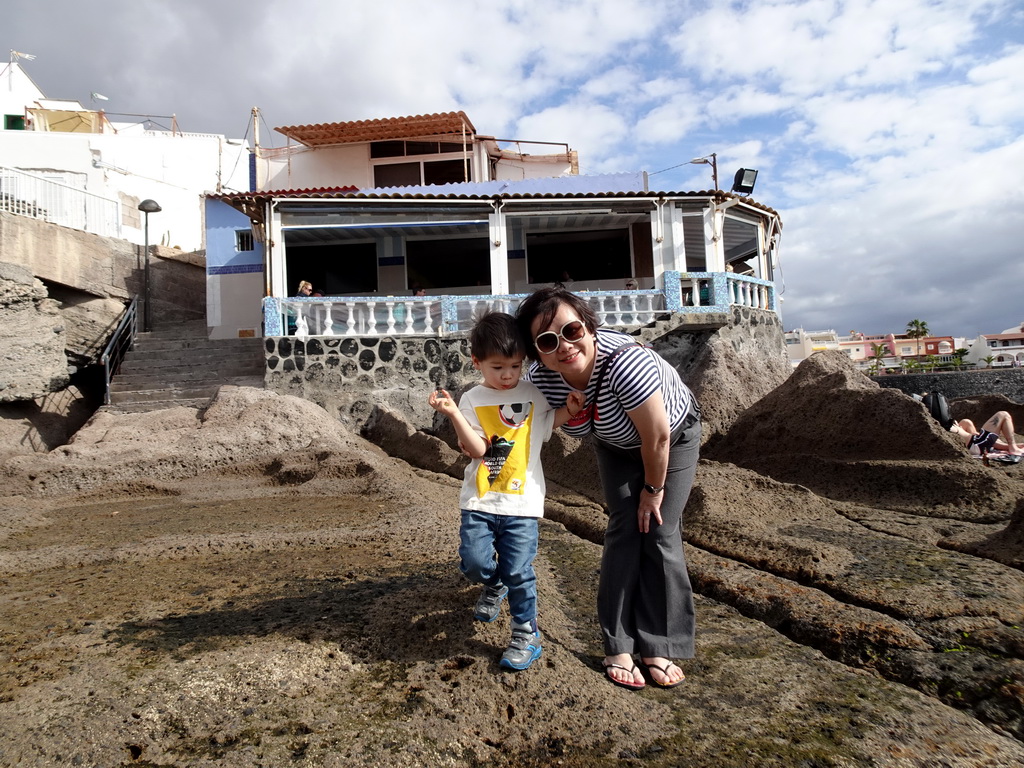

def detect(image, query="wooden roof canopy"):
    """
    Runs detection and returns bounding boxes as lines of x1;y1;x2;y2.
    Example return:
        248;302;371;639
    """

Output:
274;111;477;148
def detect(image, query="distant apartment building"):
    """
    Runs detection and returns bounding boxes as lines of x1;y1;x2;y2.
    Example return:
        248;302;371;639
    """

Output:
964;325;1024;368
786;328;959;370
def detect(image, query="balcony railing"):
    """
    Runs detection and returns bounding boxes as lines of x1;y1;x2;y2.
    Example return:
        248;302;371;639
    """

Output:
262;270;777;338
0;166;121;239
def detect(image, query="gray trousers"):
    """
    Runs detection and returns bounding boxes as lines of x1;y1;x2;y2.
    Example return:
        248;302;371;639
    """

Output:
594;411;700;658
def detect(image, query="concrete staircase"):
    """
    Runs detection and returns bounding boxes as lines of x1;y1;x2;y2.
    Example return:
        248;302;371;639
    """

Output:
106;321;265;412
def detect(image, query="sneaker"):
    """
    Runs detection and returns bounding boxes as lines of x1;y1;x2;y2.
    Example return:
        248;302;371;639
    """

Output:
473;583;508;623
500;620;543;670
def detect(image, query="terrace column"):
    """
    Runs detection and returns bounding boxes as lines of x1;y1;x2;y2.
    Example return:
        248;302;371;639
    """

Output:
488;204;509;294
267;200;287;297
702;204;727;273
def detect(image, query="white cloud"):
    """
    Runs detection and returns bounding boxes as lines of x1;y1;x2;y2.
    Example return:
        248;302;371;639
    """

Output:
6;0;1024;338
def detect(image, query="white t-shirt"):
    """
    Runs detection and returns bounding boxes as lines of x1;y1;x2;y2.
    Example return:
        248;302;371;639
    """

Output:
457;380;556;517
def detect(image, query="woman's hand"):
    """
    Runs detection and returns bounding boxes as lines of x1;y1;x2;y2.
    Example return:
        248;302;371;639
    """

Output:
637;489;663;533
626;392;671;533
567;390;586;416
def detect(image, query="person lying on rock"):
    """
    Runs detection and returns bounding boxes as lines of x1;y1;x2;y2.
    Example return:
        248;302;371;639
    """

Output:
950;411;1024;456
428;311;584;671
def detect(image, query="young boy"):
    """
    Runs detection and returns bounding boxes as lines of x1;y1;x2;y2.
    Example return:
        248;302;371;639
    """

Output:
429;312;584;670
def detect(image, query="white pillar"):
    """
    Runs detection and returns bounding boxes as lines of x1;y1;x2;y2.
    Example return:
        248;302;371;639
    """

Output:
488;207;509;294
267;202;287;297
702;204;726;273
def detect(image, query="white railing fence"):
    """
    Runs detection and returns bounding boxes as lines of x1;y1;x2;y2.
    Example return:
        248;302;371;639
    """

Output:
0;166;121;239
264;271;775;338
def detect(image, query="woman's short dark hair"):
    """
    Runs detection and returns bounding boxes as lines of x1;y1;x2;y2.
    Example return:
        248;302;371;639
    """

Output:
515;286;600;362
470;311;524;361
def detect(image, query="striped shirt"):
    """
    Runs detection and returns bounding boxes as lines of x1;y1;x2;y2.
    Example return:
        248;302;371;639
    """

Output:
526;328;696;448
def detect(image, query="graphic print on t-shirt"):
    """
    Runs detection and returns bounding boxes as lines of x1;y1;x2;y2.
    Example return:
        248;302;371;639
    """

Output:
475;401;533;497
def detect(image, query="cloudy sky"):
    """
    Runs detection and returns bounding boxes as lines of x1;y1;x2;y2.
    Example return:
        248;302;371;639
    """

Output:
6;0;1024;339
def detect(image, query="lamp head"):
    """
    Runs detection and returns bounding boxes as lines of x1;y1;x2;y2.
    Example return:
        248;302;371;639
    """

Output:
731;169;758;195
138;199;162;213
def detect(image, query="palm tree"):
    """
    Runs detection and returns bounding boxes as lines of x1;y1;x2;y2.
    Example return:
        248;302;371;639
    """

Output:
870;342;888;374
982;355;996;368
906;319;930;339
953;348;969;371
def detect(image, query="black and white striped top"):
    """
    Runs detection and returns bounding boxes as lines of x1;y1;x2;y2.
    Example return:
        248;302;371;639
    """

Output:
527;329;696;448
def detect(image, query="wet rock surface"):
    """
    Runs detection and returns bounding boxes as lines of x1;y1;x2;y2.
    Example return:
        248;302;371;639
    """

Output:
1;363;1023;766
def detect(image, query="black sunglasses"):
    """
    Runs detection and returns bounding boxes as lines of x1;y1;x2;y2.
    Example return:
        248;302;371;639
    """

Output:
535;320;587;355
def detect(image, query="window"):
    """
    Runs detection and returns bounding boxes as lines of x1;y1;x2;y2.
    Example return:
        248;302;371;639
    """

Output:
370;140;467;158
526;229;631;283
373;158;471;188
235;229;254;252
374;162;421;188
4;115;25;131
406;237;490;288
371;139;472;188
901;346;912;355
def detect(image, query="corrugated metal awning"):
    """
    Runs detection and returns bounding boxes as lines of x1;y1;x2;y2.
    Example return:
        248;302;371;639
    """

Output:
275;111;476;147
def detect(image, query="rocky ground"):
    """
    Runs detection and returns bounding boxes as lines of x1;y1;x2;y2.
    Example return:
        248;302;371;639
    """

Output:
1;353;1023;766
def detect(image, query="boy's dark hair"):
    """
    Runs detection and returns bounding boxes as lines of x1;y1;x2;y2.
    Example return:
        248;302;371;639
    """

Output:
470;311;525;361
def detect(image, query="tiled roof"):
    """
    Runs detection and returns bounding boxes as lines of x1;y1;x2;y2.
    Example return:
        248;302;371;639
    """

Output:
983;333;1024;340
275;111;476;147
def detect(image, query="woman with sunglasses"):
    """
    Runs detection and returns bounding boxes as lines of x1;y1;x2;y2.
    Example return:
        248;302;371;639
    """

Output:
516;286;700;690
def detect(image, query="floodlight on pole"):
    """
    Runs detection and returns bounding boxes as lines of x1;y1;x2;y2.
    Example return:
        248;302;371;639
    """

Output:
688;153;718;191
731;168;758;195
138;199;162;332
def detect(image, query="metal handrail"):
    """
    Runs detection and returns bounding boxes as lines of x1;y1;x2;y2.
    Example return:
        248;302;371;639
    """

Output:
100;297;139;405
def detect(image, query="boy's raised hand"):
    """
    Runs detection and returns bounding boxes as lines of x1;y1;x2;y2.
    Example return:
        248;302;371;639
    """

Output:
429;388;459;418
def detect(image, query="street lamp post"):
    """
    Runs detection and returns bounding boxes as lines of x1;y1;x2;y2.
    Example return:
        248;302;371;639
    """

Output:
138;199;162;332
689;153;718;191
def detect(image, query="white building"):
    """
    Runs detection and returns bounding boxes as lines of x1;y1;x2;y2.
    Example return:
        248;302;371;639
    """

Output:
207;111;780;340
965;324;1024;368
1;58;249;252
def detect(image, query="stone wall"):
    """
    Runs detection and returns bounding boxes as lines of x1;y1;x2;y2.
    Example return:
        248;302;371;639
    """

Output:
265;335;474;428
0;262;69;402
265;306;791;438
872;369;1024;402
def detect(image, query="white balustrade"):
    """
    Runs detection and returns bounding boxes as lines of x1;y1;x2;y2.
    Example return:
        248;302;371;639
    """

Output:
345;303;358;335
321;302;336;336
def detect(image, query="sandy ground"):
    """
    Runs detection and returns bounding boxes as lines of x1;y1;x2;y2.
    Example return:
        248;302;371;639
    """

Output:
1;360;1023;766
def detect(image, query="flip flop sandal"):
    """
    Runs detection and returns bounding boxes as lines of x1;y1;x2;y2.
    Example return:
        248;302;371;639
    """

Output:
640;661;686;688
603;661;645;690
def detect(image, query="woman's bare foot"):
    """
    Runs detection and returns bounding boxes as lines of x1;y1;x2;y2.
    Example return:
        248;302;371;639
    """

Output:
603;653;644;688
641;656;685;687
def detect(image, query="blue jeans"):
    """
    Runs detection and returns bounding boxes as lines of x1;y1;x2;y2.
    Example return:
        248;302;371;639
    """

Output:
459;511;538;625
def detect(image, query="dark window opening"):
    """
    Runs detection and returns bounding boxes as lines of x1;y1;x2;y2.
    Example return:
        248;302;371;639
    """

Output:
285;240;378;296
235;229;254;252
406;141;439;155
424;159;469;185
370;141;406;158
526;230;631;284
4;115;25;131
406;237;490;289
374;162;420;188
370;139;469;158
374;159;471;188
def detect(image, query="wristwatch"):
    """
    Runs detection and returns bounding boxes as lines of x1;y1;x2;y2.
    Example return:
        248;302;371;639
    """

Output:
643;483;665;494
